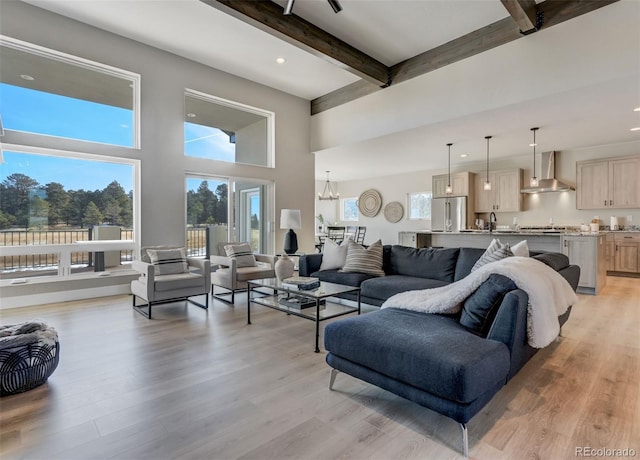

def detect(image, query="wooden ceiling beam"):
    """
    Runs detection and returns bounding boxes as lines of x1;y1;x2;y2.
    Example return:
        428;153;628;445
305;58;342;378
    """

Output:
312;0;619;114
501;0;539;34
200;0;390;86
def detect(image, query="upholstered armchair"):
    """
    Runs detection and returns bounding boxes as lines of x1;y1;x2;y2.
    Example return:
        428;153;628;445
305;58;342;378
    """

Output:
131;246;211;319
210;242;276;304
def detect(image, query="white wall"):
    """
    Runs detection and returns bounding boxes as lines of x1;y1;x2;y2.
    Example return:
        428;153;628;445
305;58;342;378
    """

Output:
1;1;316;256
235;118;268;167
324;141;640;245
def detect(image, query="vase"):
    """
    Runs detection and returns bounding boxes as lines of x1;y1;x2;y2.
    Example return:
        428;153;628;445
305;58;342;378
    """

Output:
275;254;295;282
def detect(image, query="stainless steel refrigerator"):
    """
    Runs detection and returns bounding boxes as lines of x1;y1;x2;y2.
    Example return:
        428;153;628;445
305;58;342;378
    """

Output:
431;196;467;232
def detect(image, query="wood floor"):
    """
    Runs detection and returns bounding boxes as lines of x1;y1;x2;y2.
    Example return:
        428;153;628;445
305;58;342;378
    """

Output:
1;276;639;460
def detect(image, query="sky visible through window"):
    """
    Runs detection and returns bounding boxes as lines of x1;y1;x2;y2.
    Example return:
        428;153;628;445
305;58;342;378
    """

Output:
184;122;235;163
0;83;134;191
0;84;231;192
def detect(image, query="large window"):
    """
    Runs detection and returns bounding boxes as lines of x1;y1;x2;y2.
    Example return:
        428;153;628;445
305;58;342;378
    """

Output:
186;176;271;255
184;90;274;167
408;192;432;220
0;36;139;148
0;147;138;278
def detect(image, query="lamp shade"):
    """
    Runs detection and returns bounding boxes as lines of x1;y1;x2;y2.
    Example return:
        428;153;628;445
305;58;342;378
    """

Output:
280;209;301;229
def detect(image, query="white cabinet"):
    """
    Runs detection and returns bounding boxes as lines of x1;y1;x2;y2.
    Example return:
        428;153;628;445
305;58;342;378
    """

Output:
474;169;523;212
398;232;417;247
562;235;606;294
398;232;431;248
576;156;640;209
432;172;473;198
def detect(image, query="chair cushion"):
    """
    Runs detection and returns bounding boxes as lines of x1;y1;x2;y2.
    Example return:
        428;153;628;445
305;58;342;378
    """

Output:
360;275;449;302
324;308;510;403
147;248;188;275
454;248;485;281
311;269;376;287
532;252;569;271
235;265;275;282
154;272;203;292
390;246;460;282
224;243;257;268
460;274;517;336
340;240;385;276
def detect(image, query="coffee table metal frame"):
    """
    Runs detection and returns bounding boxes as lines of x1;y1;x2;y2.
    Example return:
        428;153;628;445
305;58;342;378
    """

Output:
247;278;361;352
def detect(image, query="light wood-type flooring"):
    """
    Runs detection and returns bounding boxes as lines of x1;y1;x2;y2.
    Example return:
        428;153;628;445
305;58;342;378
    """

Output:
1;276;639;459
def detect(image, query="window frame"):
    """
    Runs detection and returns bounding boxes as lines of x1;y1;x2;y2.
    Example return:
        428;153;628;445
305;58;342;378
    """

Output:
183;89;275;168
0;142;141;248
407;191;432;221
341;197;359;222
0;35;141;149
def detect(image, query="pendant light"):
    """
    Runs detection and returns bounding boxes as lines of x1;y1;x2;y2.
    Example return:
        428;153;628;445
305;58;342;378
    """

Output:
529;127;539;187
318;170;339;200
483;136;492;191
445;143;453;195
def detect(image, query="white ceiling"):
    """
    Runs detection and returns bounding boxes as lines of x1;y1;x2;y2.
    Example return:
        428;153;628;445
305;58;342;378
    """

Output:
22;0;640;181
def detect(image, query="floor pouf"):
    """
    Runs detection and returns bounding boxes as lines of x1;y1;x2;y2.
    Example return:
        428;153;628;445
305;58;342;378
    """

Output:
0;321;60;396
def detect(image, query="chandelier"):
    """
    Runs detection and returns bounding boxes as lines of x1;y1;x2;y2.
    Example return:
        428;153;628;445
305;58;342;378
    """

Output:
318;170;340;201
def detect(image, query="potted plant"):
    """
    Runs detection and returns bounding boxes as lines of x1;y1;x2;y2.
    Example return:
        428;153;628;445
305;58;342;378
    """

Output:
316;214;324;232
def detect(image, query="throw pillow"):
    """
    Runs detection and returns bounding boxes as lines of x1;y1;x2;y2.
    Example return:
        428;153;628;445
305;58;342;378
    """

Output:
319;237;350;271
224;243;257;268
147;248;188;275
511;240;529;257
340;239;385;277
471;238;513;272
460;274;517;336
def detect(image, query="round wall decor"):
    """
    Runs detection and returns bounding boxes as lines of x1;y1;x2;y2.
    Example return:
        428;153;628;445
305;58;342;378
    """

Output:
358;189;382;217
384;201;404;223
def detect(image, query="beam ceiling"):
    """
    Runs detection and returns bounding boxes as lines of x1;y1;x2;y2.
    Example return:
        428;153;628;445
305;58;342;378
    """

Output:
199;0;389;87
500;0;538;34
202;0;619;115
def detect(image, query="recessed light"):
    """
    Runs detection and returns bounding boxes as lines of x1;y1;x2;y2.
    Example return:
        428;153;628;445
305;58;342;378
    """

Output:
20;74;35;81
631;127;640;131
529;143;537;147
187;113;196;118
276;57;286;64
460;154;468;158
634;107;640;112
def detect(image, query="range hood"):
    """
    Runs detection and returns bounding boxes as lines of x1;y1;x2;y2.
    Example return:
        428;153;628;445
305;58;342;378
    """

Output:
520;151;575;193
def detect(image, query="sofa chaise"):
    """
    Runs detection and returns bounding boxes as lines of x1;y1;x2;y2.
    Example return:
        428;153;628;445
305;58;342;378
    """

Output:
299;245;580;456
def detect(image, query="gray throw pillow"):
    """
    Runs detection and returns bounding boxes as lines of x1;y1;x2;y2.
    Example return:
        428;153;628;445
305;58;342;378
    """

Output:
340;239;385;276
147;248;188;275
460;274;517;336
224;243;257;268
471;238;512;272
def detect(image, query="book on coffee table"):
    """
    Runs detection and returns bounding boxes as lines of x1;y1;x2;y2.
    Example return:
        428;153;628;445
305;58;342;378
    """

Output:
278;295;326;310
282;276;321;291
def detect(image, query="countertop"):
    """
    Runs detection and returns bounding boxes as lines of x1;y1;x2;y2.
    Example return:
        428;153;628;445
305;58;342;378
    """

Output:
419;229;640;237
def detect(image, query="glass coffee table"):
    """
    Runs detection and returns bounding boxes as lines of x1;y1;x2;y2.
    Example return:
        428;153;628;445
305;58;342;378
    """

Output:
247;278;361;352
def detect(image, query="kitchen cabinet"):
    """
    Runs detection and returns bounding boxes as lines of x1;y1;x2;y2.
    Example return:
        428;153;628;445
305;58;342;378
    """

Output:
576;156;640;209
474;169;523;212
398;232;431;248
613;233;640;273
432;172;473;198
562;234;606;295
605;233;615;271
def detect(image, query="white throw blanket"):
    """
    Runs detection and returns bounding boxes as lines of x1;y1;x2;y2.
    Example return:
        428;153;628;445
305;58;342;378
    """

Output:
381;257;578;348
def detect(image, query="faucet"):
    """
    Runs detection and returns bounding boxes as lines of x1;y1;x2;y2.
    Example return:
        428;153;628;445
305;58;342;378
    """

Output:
489;212;497;233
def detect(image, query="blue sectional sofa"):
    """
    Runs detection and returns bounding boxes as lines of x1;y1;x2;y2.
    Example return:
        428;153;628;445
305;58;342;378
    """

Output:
299;245;580;457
